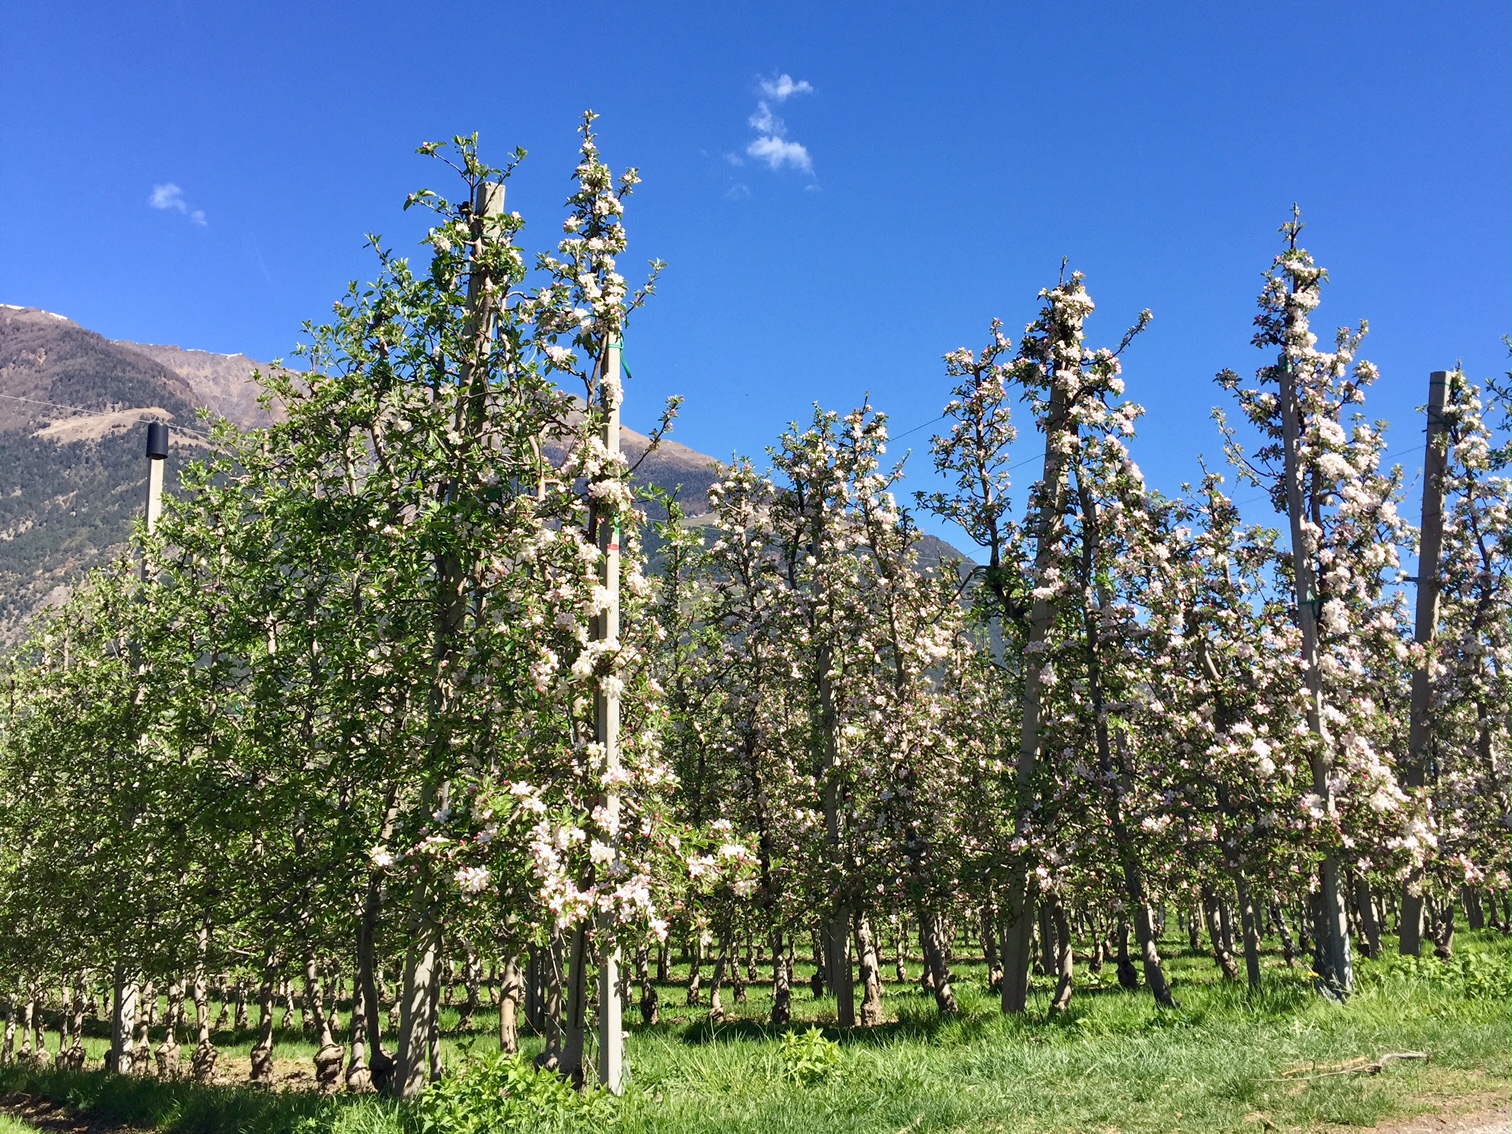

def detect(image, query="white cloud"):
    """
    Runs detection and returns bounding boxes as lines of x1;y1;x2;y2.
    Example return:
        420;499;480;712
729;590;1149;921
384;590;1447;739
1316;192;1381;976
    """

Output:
739;73;816;178
747;136;812;174
748;101;784;135
759;73;813;102
149;182;207;227
726;183;751;201
149;183;183;209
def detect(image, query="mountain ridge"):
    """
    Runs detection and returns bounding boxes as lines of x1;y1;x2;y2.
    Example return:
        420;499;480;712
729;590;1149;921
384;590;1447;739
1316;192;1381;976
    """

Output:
0;304;972;639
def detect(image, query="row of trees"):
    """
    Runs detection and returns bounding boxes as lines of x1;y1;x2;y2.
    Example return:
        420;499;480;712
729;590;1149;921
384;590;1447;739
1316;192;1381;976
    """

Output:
0;127;1506;1097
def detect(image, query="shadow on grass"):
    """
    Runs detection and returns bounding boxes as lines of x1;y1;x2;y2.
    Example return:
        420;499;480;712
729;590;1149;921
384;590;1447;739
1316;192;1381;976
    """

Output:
668;968;1320;1052
0;1065;366;1134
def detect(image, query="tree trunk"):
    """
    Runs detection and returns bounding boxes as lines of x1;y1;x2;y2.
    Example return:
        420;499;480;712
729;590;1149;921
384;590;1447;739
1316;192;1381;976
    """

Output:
1431;896;1456;960
918;909;958;1014
823;912;855;1025
559;925;589;1085
346;984;373;1093
1270;899;1297;967
1202;886;1240;981
1036;904;1055;977
497;955;522;1053
155;981;183;1077
769;928;791;1028
635;944;659;1027
1353;876;1381;958
893;919;908;984
707;929;731;1021
685;932;704;1006
1236;876;1263;989
109;963;138;1074
301;955;342;1092
250;965;275;1084
1049;896;1074;1013
1114;915;1137;990
1464;888;1485;931
980;906;1003;991
459;950;481;1033
392;904;441;1097
854;915;885;1026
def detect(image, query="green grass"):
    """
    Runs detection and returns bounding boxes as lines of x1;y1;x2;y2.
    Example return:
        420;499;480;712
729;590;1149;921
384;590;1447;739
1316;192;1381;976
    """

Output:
2;930;1506;1134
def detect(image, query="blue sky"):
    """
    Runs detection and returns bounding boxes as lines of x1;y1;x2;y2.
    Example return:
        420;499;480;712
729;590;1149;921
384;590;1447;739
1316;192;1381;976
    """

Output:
3;1;1507;542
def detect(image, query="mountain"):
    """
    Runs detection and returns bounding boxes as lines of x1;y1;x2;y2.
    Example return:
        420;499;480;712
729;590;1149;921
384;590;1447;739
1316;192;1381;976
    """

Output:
0;305;972;639
0;305;210;632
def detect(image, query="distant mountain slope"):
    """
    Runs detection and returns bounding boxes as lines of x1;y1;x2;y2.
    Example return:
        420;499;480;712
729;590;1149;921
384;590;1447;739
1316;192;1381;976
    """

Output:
0;305;210;633
0;304;972;639
113;340;278;430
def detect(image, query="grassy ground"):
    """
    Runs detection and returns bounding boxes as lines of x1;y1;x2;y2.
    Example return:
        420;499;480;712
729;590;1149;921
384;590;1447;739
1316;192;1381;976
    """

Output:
1;929;1506;1134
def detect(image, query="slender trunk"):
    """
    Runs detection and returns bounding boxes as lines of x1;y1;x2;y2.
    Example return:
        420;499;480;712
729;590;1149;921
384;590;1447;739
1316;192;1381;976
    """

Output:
357;865;392;1092
1131;904;1175;1006
635;945;659;1027
559;925;589;1085
425;970;442;1085
810;927;826;998
1000;886;1037;1013
823;913;854;1024
1401;372;1451;956
306;956;343;1092
133;978;154;1073
346;984;373;1093
854;915;885;1026
1036;905;1055;977
1236;876;1263;989
1277;341;1352;994
1202;887;1239;981
769;928;791;1028
1003;365;1076;1016
894;919;908;984
155;981;183;1077
1049;897;1074;1013
707;929;732;1021
1431;896;1456;960
497;955;522;1053
1114;916;1137;990
731;937;747;1005
250;964;275;1084
815;643;855;1028
980;906;1003;991
392;906;441;1096
1270;899;1297;967
918;909;958;1014
685;932;704;1006
213;976;230;1032
109;963;138;1074
458;950;481;1033
1464;888;1485;931
1353;877;1381;958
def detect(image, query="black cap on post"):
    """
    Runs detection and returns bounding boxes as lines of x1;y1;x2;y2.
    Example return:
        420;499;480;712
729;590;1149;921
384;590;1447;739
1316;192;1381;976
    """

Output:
146;421;170;460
